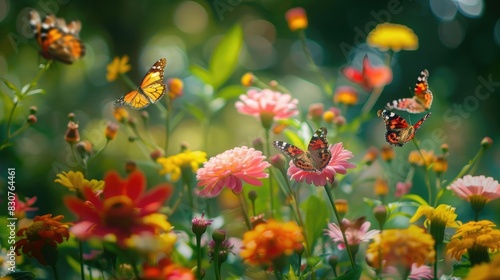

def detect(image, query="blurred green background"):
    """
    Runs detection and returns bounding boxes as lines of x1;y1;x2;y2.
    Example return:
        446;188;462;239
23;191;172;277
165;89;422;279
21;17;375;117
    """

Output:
1;0;500;254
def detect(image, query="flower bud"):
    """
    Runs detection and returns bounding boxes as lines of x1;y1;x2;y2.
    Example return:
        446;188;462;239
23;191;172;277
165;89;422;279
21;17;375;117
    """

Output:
433;155;448;174
68;112;75;121
285;7;308;31
241;72;254;87
76;140;92;156
328;255;339;270
248;190;257;202
481;137;493;149
167;78;184;100
140;111;149;121
29;106;38;114
113;107;129;123
252;138;264;151
27;114;37;124
125;161;137;174
333;115;346;126
65;121;80;144
334;86;359;106
212;229;227;243
192;213;213;237
270;154;286;170
373;205;388;228
307;103;324;123
150;149;164;161
363;146;378;165
104;122;118;140
374;177;389;197
440;143;449;154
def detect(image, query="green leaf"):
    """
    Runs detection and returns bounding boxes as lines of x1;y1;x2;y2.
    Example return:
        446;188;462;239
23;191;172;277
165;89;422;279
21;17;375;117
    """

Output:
334;264;363;280
216;85;245;100
189;64;212;85
287;265;299;280
400;194;429;206
302;195;328;251
283;129;306;149
1;78;19;93
25;88;45;96
362;197;382;207
209;24;243;89
20;83;31;95
184;102;206;122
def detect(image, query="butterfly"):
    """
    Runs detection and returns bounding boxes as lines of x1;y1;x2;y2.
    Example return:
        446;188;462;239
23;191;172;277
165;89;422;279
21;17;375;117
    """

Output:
29;10;85;64
113;58;167;109
377;109;431;147
273;127;332;172
386;69;433;113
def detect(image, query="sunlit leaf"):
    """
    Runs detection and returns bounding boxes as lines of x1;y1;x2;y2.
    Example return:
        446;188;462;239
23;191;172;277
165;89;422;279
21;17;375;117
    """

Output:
184;102;206;122
1;78;19;93
400;194;429;206
283;129;307;149
362;197;382;207
302;195;328;251
288;265;299;280
216;85;245;100
209;24;243;89
25;89;45;96
190;64;212;85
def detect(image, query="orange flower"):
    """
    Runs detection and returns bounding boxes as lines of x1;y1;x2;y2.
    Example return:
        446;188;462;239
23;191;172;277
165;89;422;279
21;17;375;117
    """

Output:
240;220;304;266
380;145;394;162
113;107;129;123
408;150;435;166
241;72;255;87
374;177;389;196
142;257;195;280
285;7;308;31
341;55;392;91
15;214;71;266
334;86;359;106
104;121;119;140
167;78;184;100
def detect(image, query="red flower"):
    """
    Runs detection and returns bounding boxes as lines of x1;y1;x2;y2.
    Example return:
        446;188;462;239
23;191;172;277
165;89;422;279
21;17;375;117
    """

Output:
15;214;71;266
341;55;392;91
65;170;172;247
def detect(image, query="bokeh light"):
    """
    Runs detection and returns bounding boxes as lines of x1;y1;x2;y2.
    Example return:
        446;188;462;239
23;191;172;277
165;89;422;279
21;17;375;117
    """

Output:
174;1;208;34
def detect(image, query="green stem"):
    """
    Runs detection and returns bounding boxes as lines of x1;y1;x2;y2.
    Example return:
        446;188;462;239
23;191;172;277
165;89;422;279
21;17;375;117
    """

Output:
213;242;221;280
433;243;438;280
412;138;432;204
361;86;384;115
51;265;60;280
264;129;275;218
298;30;332;95
165;97;172;153
70;143;87;171
120;73;138;90
238;193;252;230
196;235;202;280
79;240;85;280
87;140;109;165
324;185;355;270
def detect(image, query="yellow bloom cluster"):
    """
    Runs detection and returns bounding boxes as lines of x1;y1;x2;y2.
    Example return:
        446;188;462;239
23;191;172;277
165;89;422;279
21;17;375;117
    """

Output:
447;220;500;261
157;150;207;182
367;23;419;52
465;253;500;280
408;150;435;166
410;204;461;229
54;171;104;192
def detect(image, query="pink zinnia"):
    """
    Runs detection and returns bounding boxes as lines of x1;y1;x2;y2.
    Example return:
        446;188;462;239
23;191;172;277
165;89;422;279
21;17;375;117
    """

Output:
448;175;500;202
196;146;271;198
324;218;379;250
288;142;356;186
235;89;298;128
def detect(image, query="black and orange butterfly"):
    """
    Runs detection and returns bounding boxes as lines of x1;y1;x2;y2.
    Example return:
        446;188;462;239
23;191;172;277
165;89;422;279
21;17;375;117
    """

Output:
29;10;85;64
114;58;167;109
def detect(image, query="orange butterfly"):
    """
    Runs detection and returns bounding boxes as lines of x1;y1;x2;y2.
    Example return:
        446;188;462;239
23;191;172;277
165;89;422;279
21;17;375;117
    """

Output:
114;58;167;109
29;10;85;64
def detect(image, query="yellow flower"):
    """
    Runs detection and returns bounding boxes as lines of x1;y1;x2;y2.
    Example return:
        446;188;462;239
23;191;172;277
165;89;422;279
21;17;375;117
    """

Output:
323;111;335;123
334;199;349;215
410;204;461;245
167;78;184;100
367;23;419;52
54;171;104;192
113;107;129;123
334;86;359;106
106;55;131;82
433;155;448;174
408;150;435;166
380;145;394;162
157;150;207;182
285;7;308;32
465;253;500;280
240;220;304;266
366;225;435;271
241;72;255;87
374;177;389;196
447;220;500;265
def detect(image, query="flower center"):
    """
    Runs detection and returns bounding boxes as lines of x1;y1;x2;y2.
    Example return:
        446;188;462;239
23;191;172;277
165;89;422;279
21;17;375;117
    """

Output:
26;221;50;241
102;195;137;230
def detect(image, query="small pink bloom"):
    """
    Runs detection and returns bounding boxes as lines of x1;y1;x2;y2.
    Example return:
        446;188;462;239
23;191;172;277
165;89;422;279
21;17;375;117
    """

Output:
196;146;271;198
324;218;379;250
14;196;38;219
395;181;413;197
341;55;392;91
384;263;433;279
235;89;298;121
448;175;500;202
288;142;356;186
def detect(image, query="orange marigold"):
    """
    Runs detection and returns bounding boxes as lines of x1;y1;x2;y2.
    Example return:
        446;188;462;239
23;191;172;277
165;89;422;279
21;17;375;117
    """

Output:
240;220;304;266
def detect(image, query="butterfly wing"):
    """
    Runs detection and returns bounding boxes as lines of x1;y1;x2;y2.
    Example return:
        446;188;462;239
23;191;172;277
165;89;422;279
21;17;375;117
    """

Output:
307;127;332;171
342;66;363;84
377;109;411;147
386;69;432;113
273;141;316;172
412;112;432;132
114;58;167;109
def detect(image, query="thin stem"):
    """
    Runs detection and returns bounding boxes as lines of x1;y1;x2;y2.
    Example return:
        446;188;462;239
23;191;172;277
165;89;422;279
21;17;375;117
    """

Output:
412;138;432;204
324;185;355;270
119;73;138;90
264;129;275;218
298;30;332;95
51;265;60;280
165;97;172;153
87;140;109;165
238;193;253;230
195;235;202;280
79;240;85;280
361;86;384;115
213;242;221;280
433;243;438;280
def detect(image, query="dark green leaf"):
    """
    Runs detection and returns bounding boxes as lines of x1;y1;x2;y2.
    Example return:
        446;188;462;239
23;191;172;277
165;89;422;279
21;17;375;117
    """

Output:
302;195;328;251
209;24;243;89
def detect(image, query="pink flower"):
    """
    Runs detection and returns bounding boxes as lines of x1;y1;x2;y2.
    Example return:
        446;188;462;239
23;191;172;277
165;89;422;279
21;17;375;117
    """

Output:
288;142;356;186
395;181;413;197
235;89;298;128
324;218;379;250
448;175;500;202
14;196;38;219
196;146;271;198
341;55;392;91
384;263;433;279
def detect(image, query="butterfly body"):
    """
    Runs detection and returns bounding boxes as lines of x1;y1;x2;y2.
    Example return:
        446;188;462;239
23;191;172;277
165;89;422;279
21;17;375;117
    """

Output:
386;69;433;113
29;11;85;64
377;109;431;147
114;58;167;109
273;127;332;172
